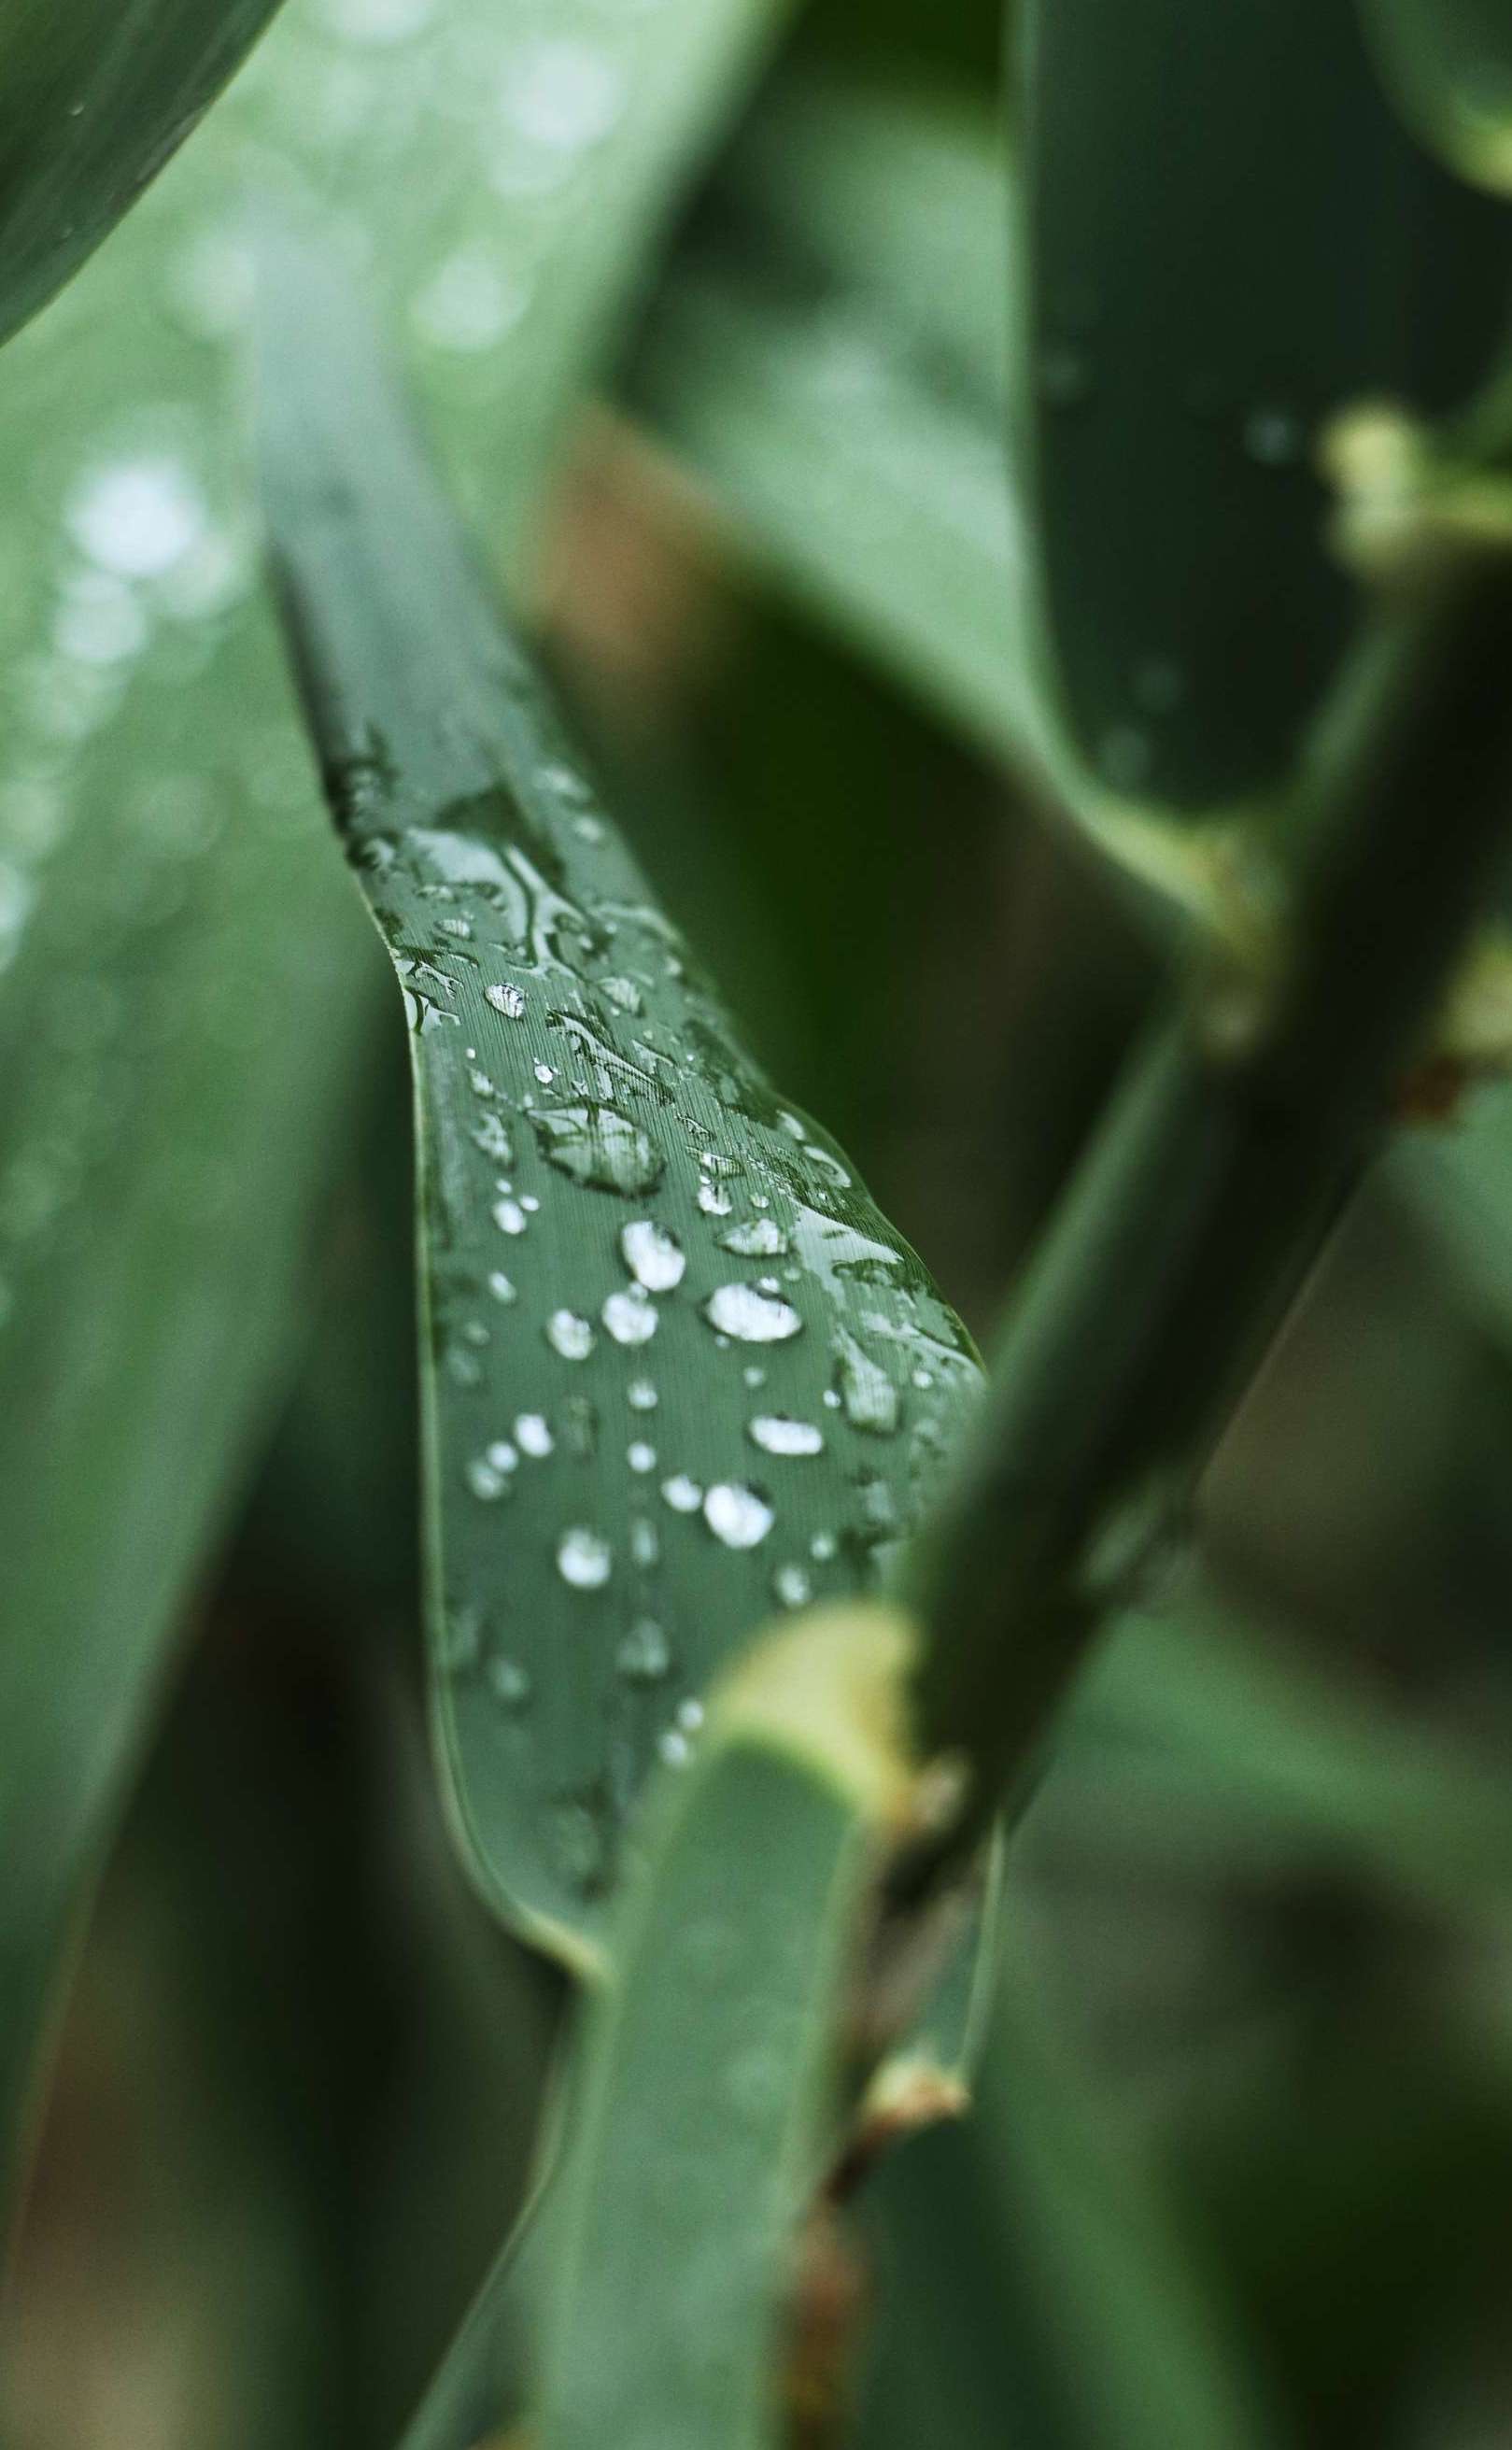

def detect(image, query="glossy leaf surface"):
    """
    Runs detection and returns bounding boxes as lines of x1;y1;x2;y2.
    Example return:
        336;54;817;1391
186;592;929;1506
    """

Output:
261;243;982;1961
0;0;287;348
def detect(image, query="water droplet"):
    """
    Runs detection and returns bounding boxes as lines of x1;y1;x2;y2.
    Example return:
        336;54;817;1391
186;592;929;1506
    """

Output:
533;1102;664;1196
472;1112;514;1161
617;1620;671;1683
704;1283;802;1343
557;1525;612;1588
749;1414;824;1457
703;1482;774;1549
621;1217;685;1291
719;1216;787;1258
485;1439;518;1473
488;1270;517;1303
487;981;526;1019
811;1531;838;1562
467;1455;509;1501
628;1377;658;1411
546;1309;595;1360
698;1177;734;1217
603;1286;658;1346
834;1326;899;1436
631;1516;660;1568
658;1728;692;1767
601;974;643;1015
515;1412;554;1457
662;1473;703;1513
677;1698;705;1733
488;1655;532;1709
774;1564;812;1608
493;1195;528;1236
628;1439;657;1473
533;1061;556;1084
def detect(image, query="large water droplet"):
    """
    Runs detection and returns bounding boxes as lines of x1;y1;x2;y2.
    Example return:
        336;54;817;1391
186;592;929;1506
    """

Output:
703;1481;774;1549
704;1282;802;1343
557;1526;612;1588
720;1216;787;1258
621;1218;685;1291
533;1102;664;1196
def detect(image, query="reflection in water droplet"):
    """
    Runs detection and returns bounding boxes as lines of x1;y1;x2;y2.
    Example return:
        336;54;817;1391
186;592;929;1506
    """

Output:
602;1287;658;1346
557;1526;612;1588
662;1473;702;1513
546;1309;595;1360
749;1414;823;1457
617;1619;671;1683
621;1218;685;1291
515;1412;553;1457
487;981;526;1019
533;1102;664;1195
703;1482;774;1549
704;1282;801;1343
720;1216;787;1257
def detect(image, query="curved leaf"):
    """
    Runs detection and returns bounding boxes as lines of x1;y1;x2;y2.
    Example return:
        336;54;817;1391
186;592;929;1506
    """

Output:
0;0;287;349
0;0;793;2245
1024;0;1512;812
259;240;983;1961
1360;0;1512;194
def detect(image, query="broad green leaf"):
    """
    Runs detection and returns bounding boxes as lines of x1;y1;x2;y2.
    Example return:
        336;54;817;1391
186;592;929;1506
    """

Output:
1024;0;1512;811
538;1604;919;2450
630;91;1240;943
0;0;791;2242
259;238;983;1962
1394;1084;1512;1347
1360;0;1512;195
0;0;287;349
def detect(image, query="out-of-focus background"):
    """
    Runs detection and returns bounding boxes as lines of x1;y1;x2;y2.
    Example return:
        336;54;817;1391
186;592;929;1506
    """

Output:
7;0;1512;2443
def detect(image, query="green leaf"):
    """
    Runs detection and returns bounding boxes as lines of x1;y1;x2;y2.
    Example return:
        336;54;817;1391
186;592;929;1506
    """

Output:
258;236;983;1964
1393;1086;1512;1348
630;86;1242;944
1024;0;1512;812
0;0;793;2243
1360;0;1512;195
0;0;288;349
537;1604;920;2450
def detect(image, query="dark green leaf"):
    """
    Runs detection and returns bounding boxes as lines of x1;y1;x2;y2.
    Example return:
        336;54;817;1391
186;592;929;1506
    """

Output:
259;236;983;1962
0;0;286;349
1024;0;1512;811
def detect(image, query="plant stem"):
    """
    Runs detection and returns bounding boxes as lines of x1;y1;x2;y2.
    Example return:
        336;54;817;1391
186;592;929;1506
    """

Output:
903;540;1512;1883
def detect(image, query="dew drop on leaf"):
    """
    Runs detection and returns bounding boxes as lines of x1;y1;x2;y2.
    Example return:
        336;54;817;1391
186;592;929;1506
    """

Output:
557;1526;612;1589
702;1482;774;1549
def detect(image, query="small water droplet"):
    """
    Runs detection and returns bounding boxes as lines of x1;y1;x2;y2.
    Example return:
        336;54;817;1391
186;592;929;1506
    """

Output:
749;1414;824;1457
774;1564;812;1608
493;1196;528;1237
488;1270;517;1303
628;1377;658;1411
488;1655;532;1709
487;981;526;1019
557;1526;612;1589
628;1439;657;1473
698;1177;734;1217
662;1473;703;1513
603;1286;658;1346
621;1218;685;1291
533;1061;556;1084
515;1412;554;1457
704;1283;802;1343
631;1516;660;1567
703;1482;774;1549
617;1620;671;1683
658;1728;692;1767
811;1531;838;1562
485;1439;518;1473
546;1309;595;1360
467;1455;509;1501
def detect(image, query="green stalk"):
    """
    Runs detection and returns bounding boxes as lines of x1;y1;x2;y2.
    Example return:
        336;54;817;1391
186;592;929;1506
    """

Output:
906;529;1512;1873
